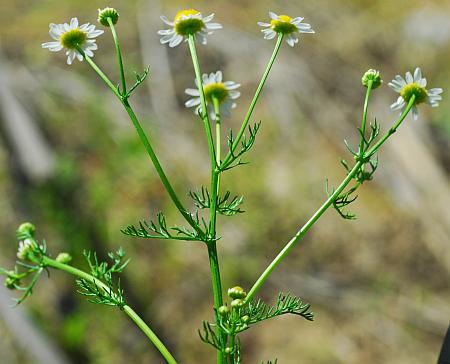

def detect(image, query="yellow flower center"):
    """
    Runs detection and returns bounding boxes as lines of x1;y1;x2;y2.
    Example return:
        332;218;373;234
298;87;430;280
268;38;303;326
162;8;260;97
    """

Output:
174;9;205;36
204;83;228;103
60;28;87;49
270;14;297;34
400;83;428;104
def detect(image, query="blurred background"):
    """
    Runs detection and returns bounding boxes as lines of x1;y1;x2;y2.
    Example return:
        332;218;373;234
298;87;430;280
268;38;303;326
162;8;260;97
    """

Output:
0;0;450;363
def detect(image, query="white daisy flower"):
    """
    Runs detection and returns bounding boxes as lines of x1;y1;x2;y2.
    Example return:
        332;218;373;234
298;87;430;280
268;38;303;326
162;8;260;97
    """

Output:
388;67;443;120
185;71;240;119
258;12;314;47
158;9;222;48
17;239;36;261
42;17;104;65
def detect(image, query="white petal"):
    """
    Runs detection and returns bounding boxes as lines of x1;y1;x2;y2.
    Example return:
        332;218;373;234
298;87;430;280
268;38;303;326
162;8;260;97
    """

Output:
203;13;214;22
412;106;418;120
160;15;174;26
405;71;413;84
419;78;427;87
185;88;200;96
413;67;422;82
224;81;240;90
388;81;402;92
76;52;84;61
88;29;104;38
169;34;183;47
215;71;222;83
429;87;443;95
79;23;90;31
264;30;277;39
185;97;201;108
257;22;270;27
42;41;62;50
394;75;406;86
70;18;78;29
196;32;207;45
158;29;174;35
160;33;175;44
269;11;278;20
291;17;304;25
286;36;296;47
206;22;222;30
229;90;241;99
66;51;76;65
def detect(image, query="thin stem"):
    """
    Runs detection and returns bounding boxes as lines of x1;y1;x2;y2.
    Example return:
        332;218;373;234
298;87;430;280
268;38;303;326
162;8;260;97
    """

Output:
213;97;222;194
122;100;204;237
82;53;204;238
42;257;177;364
366;96;415;158
222;34;284;168
359;80;373;154
246;97;416;301
107;18;127;95
187;34;216;169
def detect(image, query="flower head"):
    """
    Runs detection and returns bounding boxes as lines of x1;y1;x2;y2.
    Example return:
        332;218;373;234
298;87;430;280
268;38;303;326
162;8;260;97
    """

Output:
158;9;222;47
98;7;119;27
42;18;104;65
258;12;314;47
185;71;240;118
362;69;383;89
389;67;443;120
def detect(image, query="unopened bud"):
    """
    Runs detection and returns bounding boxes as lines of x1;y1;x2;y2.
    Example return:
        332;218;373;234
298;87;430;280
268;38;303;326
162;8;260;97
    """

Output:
218;305;229;316
56;252;72;264
362;69;382;89
231;299;245;308
17;222;36;238
98;7;119;27
227;286;247;299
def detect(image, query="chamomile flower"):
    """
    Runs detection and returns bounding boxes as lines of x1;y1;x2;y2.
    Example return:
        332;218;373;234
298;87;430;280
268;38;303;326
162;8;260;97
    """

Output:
258;12;314;47
185;71;240;119
42;18;104;65
158;9;222;47
388;67;443;120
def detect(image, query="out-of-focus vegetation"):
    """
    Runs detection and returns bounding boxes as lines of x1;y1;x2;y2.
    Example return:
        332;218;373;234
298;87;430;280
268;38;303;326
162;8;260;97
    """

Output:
0;0;450;363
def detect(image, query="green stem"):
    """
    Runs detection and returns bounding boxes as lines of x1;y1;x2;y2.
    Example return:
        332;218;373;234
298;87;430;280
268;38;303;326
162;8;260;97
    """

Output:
187;35;216;168
82;53;204;238
107;18;127;95
42;257;177;364
221;33;284;168
213;97;222;195
187;35;225;363
366;96;415;158
246;96;416;302
359;80;373;154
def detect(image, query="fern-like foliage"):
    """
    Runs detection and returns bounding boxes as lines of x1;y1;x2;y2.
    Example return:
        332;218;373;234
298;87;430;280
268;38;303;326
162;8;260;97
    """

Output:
330;119;380;219
222;121;261;171
76;248;129;307
245;292;314;324
122;65;150;99
199;321;222;350
189;187;244;216
121;211;206;242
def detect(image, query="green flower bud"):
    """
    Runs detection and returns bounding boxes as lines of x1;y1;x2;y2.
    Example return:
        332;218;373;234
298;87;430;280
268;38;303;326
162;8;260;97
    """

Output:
362;69;382;89
227;286;247;299
98;7;119;27
218;305;230;316
241;315;250;324
17;222;36;238
56;252;72;264
5;277;17;290
224;347;231;354
230;299;245;308
17;239;37;261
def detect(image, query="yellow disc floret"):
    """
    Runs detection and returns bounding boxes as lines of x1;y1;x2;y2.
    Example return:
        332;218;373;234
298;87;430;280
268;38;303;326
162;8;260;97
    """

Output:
174;9;205;36
204;83;228;103
400;83;428;104
60;28;87;49
270;15;297;34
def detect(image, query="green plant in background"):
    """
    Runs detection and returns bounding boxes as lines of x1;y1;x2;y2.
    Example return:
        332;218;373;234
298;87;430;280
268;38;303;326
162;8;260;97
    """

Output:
0;7;444;364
